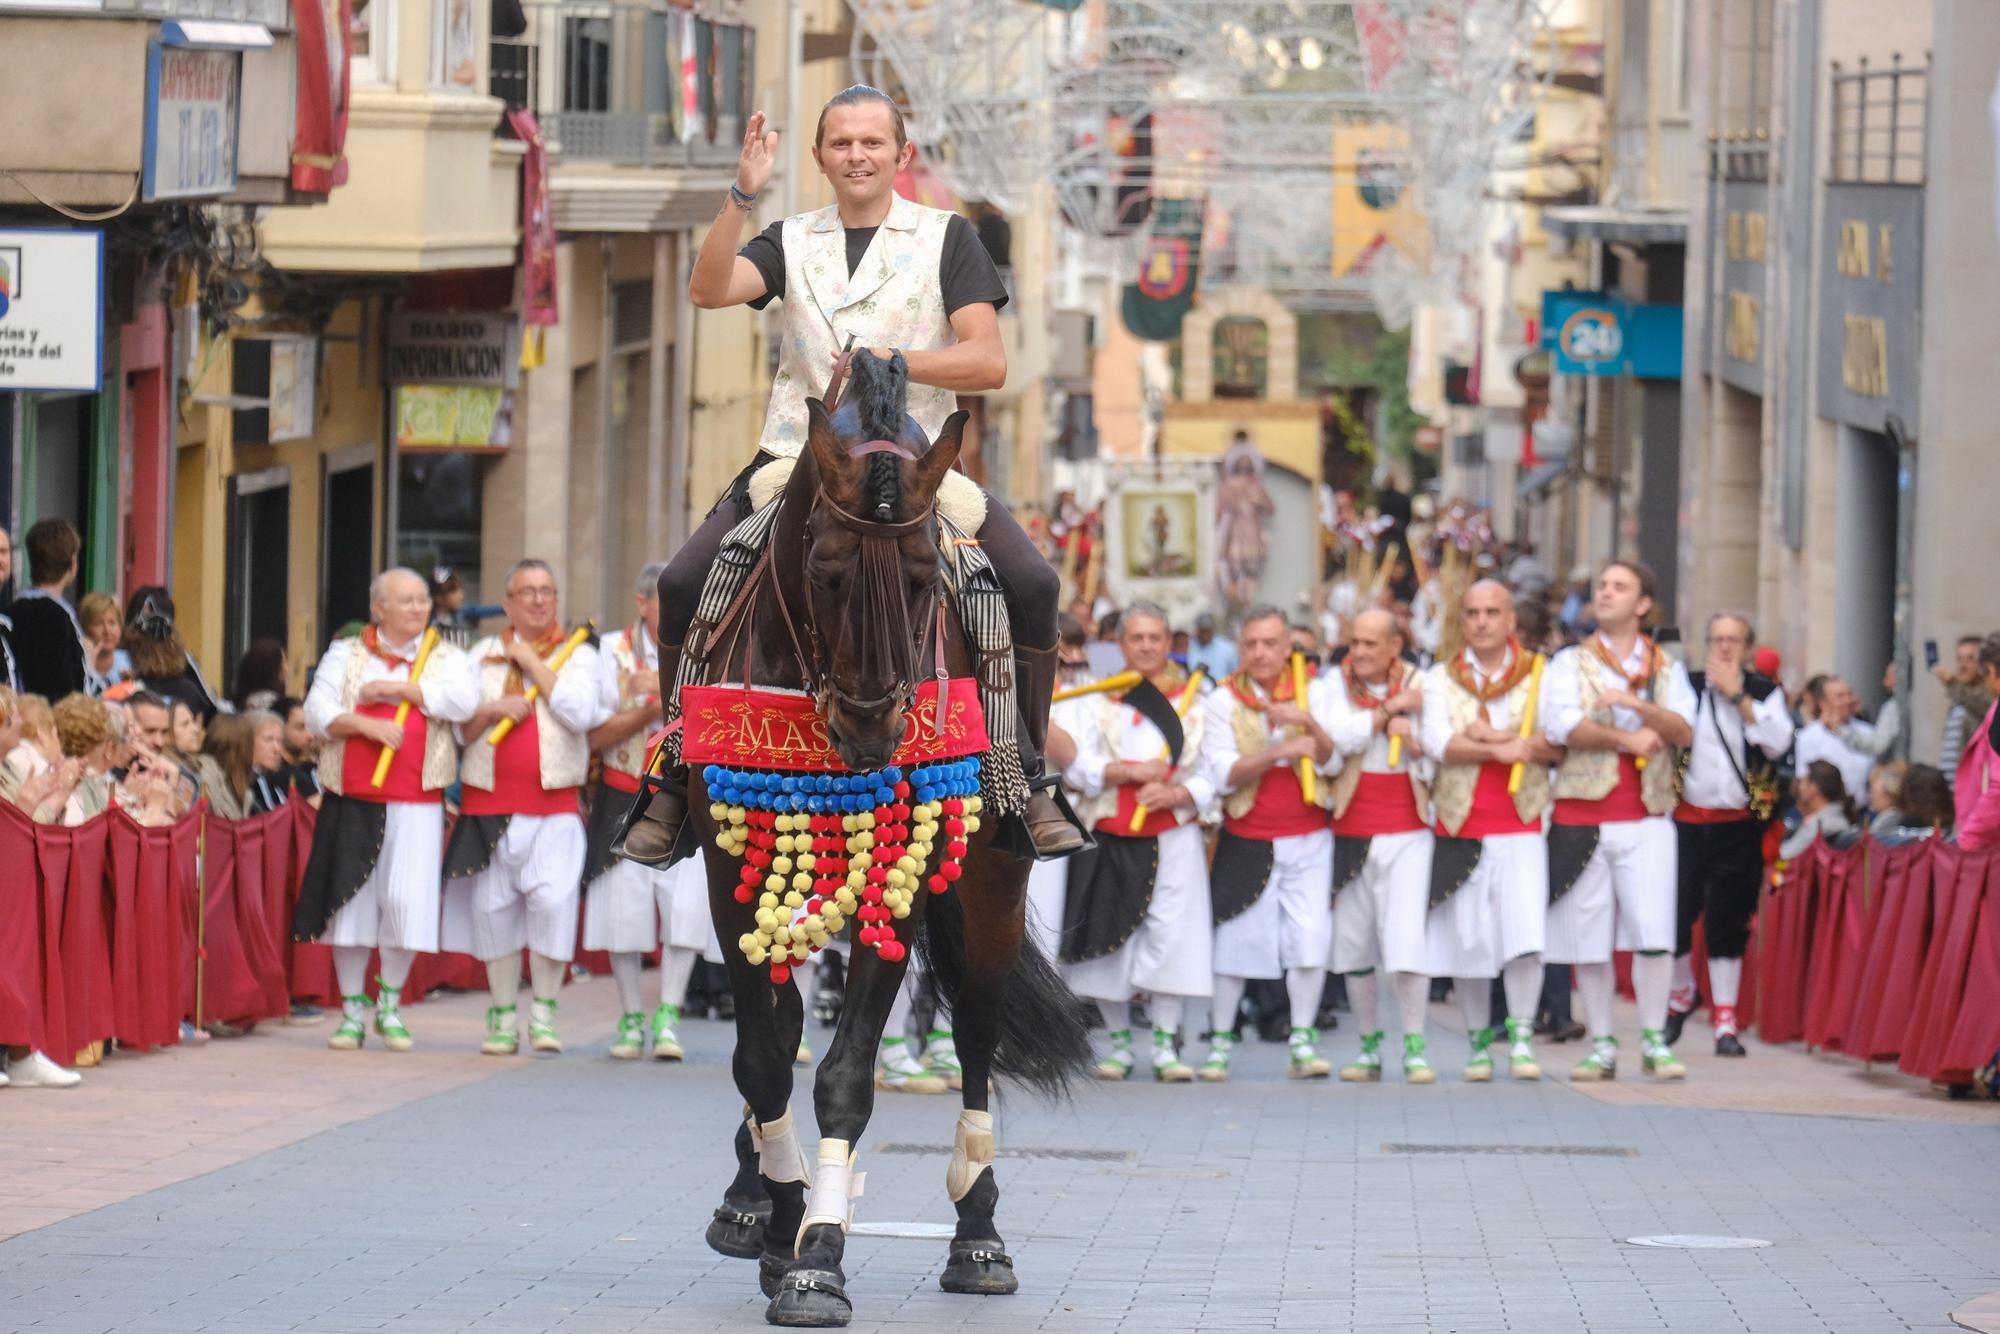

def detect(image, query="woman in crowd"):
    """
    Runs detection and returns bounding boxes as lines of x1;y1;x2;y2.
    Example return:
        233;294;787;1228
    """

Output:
232;638;288;714
1867;760;1909;841
193;712;258;821
1780;760;1862;860
1876;764;1954;849
124;587;218;719
50;693;117;823
248;710;289;813
78;592;132;696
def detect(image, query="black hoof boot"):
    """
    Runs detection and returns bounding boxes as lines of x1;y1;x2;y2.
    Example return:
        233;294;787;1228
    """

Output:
705;1200;771;1259
940;1239;1018;1295
757;1250;790;1299
765;1268;852;1327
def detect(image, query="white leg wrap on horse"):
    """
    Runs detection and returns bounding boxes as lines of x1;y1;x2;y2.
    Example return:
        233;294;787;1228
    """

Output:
750;1108;812;1186
796;1138;865;1254
946;1109;996;1203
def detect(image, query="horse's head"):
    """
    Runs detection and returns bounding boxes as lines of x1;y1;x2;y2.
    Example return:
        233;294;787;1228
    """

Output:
798;352;966;773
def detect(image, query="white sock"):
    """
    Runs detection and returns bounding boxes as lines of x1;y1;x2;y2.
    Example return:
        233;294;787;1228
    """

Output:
486;955;521;1010
1391;972;1428;1040
1502;954;1543;1029
882;969;913;1044
1632;952;1670;1034
1149;994;1184;1044
377;946;416;993
1709;956;1743;1011
659;946;698;1009
1286;966;1326;1030
1211;975;1247;1035
1347;971;1380;1034
1670;953;1697;1001
333;945;370;1000
1457;979;1489;1037
611;951;644;1014
1097;1000;1131;1036
528;952;566;1006
1576;961;1616;1042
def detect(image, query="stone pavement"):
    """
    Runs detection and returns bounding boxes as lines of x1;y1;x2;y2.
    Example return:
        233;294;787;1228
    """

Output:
2;975;1996;1333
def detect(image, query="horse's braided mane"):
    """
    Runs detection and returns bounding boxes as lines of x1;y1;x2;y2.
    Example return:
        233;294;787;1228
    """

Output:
846;351;908;520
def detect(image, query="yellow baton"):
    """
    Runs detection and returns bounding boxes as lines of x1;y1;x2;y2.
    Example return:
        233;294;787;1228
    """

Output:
1129;669;1207;832
370;627;439;789
1507;654;1546;795
486;623;594;746
1289;651;1317;805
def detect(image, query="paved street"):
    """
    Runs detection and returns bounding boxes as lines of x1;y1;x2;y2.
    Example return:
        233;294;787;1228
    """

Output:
2;975;1996;1334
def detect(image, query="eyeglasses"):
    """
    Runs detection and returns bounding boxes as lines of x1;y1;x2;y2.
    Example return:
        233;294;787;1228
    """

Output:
509;586;558;602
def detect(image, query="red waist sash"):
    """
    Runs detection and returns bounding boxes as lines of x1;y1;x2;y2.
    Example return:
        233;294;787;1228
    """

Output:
1553;755;1654;827
339;701;434;805
1335;770;1426;837
1449;762;1540;838
1227;765;1327;840
462;713;582;818
1677;802;1752;825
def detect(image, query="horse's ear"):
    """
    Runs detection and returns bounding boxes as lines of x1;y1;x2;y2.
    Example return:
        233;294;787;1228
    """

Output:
805;398;851;490
910;410;969;504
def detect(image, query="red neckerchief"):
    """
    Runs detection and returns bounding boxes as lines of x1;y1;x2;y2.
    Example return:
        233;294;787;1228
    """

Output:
487;625;566;695
1588;632;1660;696
1341;659;1405;711
1447;639;1537;721
1226;670;1297;711
362;625;415;670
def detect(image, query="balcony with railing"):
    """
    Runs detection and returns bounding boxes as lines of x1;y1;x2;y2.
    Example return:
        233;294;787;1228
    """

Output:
497;0;751;172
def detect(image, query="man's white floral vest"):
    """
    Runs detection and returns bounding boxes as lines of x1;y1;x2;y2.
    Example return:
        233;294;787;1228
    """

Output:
602;625;653;778
459;635;590;793
757;195;958;457
317;635;464;798
1072;688;1210;831
1431;666;1550;836
1328;663;1431;823
1222;681;1336;823
1552;649;1680;814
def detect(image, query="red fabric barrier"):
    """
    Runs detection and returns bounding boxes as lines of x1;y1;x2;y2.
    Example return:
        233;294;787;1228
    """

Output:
1899;845;1989;1082
1943;860;2000;1076
0;805;54;1051
192;807;295;1027
1846;840;1934;1061
105;807;201;1050
1755;847;1815;1045
1804;842;1870;1051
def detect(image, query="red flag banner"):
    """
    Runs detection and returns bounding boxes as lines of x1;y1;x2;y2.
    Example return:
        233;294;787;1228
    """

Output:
290;0;353;193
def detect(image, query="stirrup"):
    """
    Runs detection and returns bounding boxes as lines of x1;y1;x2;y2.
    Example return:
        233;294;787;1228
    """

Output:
1012;777;1095;863
611;764;693;868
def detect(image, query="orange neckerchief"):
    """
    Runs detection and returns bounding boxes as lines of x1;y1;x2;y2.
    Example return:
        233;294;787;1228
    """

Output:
1342;659;1407;711
1226;670;1297;711
487;625;566;695
362;625;417;670
1588;632;1661;696
1447;640;1539;724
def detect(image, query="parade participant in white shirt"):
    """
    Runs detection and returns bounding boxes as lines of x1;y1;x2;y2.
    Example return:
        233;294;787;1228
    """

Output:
1322;608;1437;1084
1060;602;1215;1083
296;568;478;1052
1667;612;1793;1056
1539;560;1696;1081
580;561;715;1061
442;560;601;1056
1420;580;1561;1082
1197;605;1336;1082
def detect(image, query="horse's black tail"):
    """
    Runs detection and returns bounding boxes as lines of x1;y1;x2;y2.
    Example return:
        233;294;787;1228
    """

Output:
916;886;1094;1101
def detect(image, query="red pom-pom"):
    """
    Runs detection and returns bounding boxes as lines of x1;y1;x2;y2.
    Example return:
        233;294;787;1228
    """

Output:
867;865;889;884
946;818;966;836
942;799;964;816
859;926;880;947
942;862;963;882
770;964;791;985
948;840;969;859
807;897;823;914
879;940;906;963
894;781;912;800
734;885;754;903
928;874;948;895
739;865;761;885
891;802;911;821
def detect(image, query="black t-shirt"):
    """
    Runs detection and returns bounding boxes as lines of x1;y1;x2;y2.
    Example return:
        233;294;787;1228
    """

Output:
10;594;87;700
740;212;1009;317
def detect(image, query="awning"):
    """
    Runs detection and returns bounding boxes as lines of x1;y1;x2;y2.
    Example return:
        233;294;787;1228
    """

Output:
1517;460;1567;500
1542;205;1687;245
162;20;273;49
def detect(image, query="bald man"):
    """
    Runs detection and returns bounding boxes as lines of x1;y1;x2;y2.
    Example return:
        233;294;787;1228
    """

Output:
296;568;479;1053
1320;608;1437;1084
1420;581;1561;1082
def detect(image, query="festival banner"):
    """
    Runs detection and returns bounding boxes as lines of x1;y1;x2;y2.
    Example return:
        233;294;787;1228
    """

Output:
1120;197;1205;342
680;678;990;772
508;108;560;328
1331;123;1428;279
289;0;353;194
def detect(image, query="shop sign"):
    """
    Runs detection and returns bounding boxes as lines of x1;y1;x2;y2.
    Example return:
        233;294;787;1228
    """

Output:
143;43;242;201
387;311;520;387
1816;183;1922;434
1540;291;1683;379
395;384;511;451
0;228;103;393
1716;180;1769;394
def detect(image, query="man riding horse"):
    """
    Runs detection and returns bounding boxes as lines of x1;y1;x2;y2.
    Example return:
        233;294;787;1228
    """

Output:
617;84;1083;867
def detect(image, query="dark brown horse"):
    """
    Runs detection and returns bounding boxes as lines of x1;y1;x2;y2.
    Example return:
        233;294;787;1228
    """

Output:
687;352;1089;1327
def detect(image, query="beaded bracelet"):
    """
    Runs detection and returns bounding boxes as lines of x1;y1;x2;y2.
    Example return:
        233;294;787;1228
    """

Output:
728;183;757;211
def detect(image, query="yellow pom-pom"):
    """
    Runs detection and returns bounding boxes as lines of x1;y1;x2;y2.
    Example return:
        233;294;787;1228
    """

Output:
967;796;983;813
852;852;874;870
738;932;759;953
728;805;747;823
846;870;867;891
784;891;805;909
791;943;810;962
896;855;918;875
793;872;814;892
764;873;785;893
759;892;779;911
892;902;911;919
754;909;777;932
710;802;730;821
747;946;768;965
715;832;735;851
835;890;857;911
797;853;817;872
886;868;907;889
964;816;982;834
772;925;791;947
841;815;857;833
775;835;796;854
773;856;793;875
